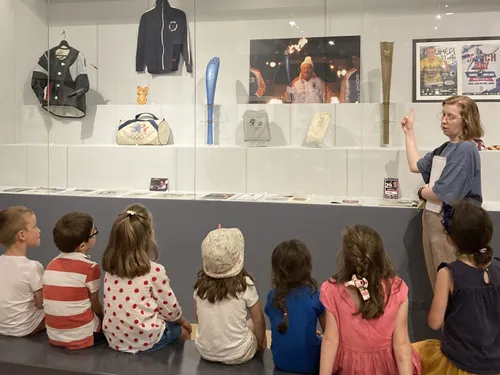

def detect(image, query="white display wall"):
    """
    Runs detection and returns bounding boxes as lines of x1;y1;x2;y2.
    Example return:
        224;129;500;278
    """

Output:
1;0;500;207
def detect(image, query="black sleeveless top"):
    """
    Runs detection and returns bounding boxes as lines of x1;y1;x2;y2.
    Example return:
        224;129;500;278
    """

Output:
439;258;500;374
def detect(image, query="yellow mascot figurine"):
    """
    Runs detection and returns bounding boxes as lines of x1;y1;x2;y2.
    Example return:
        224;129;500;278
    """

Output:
137;86;149;105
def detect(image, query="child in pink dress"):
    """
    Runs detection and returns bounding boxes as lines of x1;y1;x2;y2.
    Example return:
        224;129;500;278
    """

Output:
319;225;421;375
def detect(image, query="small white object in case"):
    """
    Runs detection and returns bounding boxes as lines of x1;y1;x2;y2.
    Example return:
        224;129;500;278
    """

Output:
243;110;271;143
116;113;170;145
304;112;331;147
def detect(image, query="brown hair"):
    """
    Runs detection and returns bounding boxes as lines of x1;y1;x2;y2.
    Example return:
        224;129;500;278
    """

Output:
271;240;318;333
446;199;493;267
53;212;94;253
102;203;158;278
331;225;399;320
194;268;254;303
0;206;34;247
442;95;484;141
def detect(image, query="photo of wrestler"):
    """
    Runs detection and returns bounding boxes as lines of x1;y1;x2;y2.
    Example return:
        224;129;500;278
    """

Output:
416;44;458;100
249;36;361;104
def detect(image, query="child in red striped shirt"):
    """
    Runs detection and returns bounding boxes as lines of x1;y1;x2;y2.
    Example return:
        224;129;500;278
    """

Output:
101;204;191;354
43;212;103;350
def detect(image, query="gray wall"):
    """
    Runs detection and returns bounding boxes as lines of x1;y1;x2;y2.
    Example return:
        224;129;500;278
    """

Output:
1;194;499;341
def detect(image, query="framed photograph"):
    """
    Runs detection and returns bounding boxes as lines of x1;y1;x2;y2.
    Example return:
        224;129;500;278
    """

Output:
383;178;400;200
249;35;361;104
413;37;500;102
149;178;169;192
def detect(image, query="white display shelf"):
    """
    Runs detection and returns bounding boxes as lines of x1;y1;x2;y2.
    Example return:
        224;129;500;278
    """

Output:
1;143;499;206
2;185;499;212
20;102;497;150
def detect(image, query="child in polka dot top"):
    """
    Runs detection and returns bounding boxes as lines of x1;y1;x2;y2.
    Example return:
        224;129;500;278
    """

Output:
101;204;192;354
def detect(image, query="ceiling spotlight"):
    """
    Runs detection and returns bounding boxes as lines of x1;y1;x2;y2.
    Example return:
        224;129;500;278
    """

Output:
445;4;449;7
270;62;276;68
446;12;454;15
434;26;439;30
436;14;441;19
289;21;296;27
329;40;335;46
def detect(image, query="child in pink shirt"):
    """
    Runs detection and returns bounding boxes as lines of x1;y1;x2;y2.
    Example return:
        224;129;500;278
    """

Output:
319;225;421;375
101;204;191;353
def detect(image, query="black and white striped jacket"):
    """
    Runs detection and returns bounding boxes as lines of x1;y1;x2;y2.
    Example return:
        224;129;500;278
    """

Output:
31;46;90;119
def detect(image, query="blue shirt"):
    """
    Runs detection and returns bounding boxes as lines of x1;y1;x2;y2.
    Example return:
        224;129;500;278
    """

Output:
417;141;482;205
265;287;325;374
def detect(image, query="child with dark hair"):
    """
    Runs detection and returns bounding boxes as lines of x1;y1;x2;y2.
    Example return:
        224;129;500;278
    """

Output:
414;199;500;375
194;227;266;365
319;225;421;375
265;239;325;374
43;212;103;349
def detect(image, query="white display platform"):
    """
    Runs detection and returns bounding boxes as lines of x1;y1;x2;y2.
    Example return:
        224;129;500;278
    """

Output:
1;143;499;209
2;186;500;213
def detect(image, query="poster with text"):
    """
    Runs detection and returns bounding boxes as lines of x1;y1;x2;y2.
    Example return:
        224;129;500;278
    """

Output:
249;36;361;104
414;42;458;101
461;43;500;98
413;37;500;102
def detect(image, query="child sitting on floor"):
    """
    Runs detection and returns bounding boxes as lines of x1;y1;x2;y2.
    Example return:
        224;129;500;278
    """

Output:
413;200;500;375
0;206;45;337
102;204;191;354
43;212;104;349
319;225;421;375
194;227;266;365
265;239;325;374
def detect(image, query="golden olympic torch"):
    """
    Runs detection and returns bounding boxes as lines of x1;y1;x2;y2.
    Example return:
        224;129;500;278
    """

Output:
380;41;394;146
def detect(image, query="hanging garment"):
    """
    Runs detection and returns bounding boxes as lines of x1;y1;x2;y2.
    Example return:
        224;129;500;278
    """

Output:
31;46;90;119
136;0;193;74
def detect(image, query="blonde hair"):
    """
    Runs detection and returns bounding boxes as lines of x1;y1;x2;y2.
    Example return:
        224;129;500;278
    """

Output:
102;204;158;278
442;95;484;141
0;206;34;247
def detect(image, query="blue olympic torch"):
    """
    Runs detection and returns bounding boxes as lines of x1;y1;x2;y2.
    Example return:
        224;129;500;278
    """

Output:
206;57;220;145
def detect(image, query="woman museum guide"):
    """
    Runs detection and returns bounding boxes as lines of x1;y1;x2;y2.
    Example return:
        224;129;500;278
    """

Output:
401;95;483;290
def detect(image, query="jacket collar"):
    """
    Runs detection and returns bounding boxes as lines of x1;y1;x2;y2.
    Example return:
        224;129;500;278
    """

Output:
57;252;91;260
156;0;171;8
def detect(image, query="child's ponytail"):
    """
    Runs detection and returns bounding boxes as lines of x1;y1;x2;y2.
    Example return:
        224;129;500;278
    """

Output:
445;199;494;269
274;293;289;333
473;245;494;268
333;225;398;320
102;204;158;278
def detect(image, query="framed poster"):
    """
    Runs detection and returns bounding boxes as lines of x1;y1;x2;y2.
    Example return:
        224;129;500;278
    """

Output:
249;36;361;104
413;37;500;102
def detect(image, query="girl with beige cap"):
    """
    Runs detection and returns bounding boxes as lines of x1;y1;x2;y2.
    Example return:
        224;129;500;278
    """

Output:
193;227;266;365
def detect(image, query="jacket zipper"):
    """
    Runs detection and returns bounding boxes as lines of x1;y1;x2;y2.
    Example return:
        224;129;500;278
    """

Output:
161;2;165;70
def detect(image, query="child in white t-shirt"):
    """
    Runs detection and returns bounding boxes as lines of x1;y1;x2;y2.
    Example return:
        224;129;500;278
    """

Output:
194;227;266;365
0;206;45;337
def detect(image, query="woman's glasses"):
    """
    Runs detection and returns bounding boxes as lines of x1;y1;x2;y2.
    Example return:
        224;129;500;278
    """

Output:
437;112;462;122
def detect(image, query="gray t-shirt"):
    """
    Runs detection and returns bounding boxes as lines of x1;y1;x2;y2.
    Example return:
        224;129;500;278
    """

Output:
417;141;482;205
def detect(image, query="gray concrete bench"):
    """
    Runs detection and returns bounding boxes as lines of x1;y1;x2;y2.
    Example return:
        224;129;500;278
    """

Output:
0;334;293;375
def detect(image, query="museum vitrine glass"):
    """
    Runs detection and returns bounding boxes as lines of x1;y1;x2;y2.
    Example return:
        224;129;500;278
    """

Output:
1;0;499;209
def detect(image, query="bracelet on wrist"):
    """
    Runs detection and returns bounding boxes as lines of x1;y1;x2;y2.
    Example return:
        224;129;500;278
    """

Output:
418;187;425;201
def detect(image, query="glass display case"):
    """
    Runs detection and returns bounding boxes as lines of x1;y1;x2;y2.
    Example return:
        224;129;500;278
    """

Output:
1;0;499;209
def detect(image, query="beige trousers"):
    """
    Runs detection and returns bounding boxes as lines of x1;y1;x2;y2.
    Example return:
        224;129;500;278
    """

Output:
422;209;456;291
